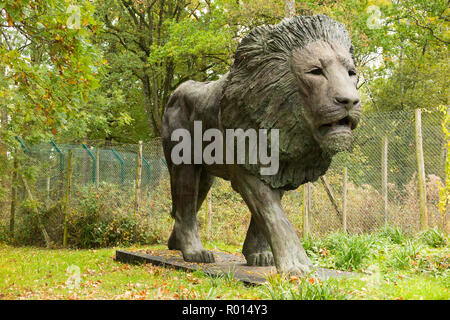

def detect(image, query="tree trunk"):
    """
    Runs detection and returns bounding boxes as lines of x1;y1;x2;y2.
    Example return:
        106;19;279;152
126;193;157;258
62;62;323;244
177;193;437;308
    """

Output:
142;73;160;135
152;74;162;131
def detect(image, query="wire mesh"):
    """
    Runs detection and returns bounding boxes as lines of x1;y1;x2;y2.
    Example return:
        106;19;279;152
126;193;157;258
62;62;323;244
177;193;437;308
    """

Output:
1;108;447;246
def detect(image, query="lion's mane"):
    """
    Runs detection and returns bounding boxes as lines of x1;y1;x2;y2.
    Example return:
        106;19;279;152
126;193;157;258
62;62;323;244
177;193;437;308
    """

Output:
220;15;354;190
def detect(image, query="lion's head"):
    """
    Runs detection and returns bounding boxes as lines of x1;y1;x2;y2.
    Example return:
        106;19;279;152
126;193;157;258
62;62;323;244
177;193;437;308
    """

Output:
220;15;361;190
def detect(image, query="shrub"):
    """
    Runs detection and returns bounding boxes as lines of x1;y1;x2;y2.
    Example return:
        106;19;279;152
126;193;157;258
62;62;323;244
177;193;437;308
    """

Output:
0;224;9;243
7;182;174;248
66;182;173;248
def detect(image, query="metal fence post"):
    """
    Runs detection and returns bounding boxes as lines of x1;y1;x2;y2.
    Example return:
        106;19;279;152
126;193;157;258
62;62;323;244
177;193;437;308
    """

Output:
9;156;18;238
63;149;73;248
50;139;64;173
95;147;100;187
50;140;64;196
15;136;30;155
111;148;125;185
82;143;96;184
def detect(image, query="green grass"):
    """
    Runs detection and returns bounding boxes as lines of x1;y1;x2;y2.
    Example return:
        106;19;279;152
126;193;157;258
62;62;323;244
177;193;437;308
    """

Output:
419;228;448;248
0;230;449;300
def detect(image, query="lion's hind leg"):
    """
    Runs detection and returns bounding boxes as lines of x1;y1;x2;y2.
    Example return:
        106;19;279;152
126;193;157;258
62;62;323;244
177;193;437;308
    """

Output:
167;164;215;263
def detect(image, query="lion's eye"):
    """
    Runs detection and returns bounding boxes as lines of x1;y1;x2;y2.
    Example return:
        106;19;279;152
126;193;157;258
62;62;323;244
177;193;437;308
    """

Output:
309;68;323;75
348;70;357;76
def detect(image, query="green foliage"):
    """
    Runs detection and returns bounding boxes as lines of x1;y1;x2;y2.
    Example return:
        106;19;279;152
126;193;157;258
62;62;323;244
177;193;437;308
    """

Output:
320;232;376;271
438;105;449;220
378;225;408;244
0;0;106;145
387;240;422;270
364;0;449;113
6;182;172;248
92;0;240;139
419;228;448;248
264;274;348;300
1;227;449;299
67;183;169;248
301;235;319;255
334;236;371;271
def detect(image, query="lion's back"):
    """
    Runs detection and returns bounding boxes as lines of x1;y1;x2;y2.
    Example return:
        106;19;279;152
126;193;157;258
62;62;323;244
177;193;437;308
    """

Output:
163;75;229;135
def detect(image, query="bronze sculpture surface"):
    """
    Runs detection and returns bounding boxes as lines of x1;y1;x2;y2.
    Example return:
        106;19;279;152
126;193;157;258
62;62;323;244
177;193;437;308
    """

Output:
162;15;361;274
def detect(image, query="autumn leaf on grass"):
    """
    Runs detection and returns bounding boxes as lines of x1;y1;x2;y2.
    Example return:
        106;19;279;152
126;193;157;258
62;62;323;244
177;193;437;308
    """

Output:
308;277;316;284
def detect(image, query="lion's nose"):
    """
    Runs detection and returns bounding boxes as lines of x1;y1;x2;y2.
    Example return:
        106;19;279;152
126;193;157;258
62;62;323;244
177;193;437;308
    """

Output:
334;95;360;110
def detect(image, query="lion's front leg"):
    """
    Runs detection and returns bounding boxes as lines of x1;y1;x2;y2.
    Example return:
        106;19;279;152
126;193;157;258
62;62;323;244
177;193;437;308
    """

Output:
233;168;312;275
168;164;215;263
243;217;274;266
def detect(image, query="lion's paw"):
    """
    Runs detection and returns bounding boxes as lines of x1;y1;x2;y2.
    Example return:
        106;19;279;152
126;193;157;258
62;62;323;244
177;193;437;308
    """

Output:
281;264;312;277
246;252;275;266
182;249;215;263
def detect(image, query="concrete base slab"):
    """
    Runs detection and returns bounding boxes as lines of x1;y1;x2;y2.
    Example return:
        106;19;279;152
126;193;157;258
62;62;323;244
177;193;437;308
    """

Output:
115;249;357;285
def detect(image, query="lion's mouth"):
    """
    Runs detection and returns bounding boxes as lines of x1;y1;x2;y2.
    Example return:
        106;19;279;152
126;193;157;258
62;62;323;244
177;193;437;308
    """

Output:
317;116;355;138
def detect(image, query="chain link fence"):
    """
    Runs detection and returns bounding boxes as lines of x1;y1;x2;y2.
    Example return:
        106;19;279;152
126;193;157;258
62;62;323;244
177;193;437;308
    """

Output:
0;108;447;246
302;108;447;236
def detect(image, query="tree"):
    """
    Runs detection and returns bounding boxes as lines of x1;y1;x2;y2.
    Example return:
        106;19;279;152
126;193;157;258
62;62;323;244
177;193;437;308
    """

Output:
367;0;449;112
0;0;106;144
94;0;236;137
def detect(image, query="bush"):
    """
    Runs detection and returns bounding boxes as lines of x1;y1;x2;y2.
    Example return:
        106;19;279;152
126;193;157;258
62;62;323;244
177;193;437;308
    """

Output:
6;182;174;248
65;182;173;248
0;224;9;243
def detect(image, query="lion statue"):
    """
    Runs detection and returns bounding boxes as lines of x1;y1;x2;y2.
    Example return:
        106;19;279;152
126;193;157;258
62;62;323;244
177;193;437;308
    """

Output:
162;15;361;275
